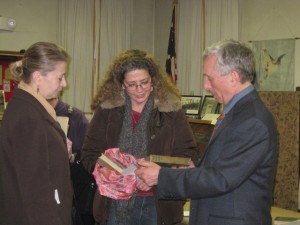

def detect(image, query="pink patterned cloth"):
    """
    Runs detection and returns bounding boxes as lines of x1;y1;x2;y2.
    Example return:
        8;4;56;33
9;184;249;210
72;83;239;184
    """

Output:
93;148;137;200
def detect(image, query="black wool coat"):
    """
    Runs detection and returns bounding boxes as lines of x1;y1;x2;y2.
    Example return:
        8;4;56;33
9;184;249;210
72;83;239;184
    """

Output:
0;88;73;225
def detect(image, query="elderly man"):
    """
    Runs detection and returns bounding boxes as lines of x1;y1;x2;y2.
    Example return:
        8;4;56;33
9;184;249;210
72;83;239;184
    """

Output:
135;40;278;225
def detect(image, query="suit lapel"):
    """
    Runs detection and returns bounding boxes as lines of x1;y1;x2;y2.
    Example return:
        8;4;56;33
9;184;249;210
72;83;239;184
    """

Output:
197;91;258;167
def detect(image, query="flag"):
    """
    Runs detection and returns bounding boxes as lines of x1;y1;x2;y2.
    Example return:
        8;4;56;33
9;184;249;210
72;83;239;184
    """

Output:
252;39;295;91
166;6;177;83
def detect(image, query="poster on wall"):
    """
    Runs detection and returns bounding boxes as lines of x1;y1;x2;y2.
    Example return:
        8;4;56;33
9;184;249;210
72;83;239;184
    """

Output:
252;39;295;91
0;51;23;103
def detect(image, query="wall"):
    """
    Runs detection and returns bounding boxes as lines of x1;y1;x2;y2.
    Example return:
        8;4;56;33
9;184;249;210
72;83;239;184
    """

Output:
0;0;58;51
154;0;173;67
0;0;157;53
2;0;300;91
131;0;155;54
239;0;300;89
154;0;300;91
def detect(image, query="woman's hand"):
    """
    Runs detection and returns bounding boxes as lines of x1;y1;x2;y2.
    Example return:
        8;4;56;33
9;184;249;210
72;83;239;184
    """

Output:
66;138;75;163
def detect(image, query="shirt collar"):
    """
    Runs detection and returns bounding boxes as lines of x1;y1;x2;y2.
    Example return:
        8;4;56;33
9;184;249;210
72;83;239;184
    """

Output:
224;84;255;115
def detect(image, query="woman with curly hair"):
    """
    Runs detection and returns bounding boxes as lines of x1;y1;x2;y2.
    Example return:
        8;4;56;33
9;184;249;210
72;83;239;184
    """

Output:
81;49;199;225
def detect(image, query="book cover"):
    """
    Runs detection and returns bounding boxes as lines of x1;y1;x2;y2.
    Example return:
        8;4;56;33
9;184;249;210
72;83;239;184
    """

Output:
97;154;125;174
56;116;69;136
146;154;191;167
97;154;136;175
274;217;300;225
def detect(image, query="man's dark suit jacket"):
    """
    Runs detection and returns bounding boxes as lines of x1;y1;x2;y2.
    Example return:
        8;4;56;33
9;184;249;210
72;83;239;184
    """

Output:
157;90;278;225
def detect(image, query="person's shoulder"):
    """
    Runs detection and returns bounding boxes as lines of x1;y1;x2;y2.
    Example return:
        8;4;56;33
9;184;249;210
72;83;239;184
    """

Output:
9;89;48;116
3;96;46;128
155;108;186;123
70;106;84;115
67;106;89;123
155;93;181;113
56;100;83;116
54;100;69;116
100;98;125;109
96;104;124;113
91;105;124;123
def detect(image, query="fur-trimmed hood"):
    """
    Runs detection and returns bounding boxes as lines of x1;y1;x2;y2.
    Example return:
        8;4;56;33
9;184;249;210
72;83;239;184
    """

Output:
99;93;182;112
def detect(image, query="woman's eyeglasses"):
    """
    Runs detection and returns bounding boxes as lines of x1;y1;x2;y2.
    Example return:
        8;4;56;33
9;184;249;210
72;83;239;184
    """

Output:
123;79;151;91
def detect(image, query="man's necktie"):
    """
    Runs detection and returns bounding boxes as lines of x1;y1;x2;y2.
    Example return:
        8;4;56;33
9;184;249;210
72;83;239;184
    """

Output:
214;112;225;130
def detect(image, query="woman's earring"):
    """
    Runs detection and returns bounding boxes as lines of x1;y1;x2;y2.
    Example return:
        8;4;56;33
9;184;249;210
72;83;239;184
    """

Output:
150;86;154;92
121;89;125;98
37;87;39;93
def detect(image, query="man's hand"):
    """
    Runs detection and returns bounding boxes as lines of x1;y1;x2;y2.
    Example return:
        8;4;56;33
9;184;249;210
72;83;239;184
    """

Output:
175;161;195;169
136;177;152;191
135;160;161;187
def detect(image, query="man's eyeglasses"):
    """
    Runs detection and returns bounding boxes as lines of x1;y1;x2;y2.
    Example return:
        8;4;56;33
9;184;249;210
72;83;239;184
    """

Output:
123;80;151;91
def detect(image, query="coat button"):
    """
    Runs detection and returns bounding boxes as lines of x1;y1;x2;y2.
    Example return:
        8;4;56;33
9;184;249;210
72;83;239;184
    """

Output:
151;134;156;140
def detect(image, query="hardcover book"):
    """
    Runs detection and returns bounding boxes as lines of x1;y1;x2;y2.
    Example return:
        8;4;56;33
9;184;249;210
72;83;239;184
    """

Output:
97;154;125;173
146;154;191;167
97;154;136;175
56;116;69;136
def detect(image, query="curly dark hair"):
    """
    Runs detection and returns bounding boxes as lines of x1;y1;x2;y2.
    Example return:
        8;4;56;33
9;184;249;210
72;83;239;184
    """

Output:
91;49;180;110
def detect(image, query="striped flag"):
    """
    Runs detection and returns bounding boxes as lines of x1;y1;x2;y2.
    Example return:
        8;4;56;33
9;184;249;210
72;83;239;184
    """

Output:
166;6;177;83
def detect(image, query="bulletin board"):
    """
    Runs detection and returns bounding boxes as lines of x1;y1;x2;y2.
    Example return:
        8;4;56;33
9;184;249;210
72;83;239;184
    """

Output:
0;51;23;103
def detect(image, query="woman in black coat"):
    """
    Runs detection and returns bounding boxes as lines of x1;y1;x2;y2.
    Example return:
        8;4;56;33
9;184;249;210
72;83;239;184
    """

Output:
0;42;73;225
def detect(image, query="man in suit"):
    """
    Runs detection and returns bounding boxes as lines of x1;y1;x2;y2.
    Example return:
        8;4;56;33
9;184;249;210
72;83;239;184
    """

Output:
135;40;278;225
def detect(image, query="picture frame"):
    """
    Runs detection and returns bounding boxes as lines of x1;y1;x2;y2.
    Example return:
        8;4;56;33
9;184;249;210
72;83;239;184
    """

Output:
216;103;224;114
181;95;202;116
0;90;5;119
0;51;23;105
200;95;219;119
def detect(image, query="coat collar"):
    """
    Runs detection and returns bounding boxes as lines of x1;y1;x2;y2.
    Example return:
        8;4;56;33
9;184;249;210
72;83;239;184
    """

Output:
100;93;182;112
203;89;258;157
18;81;57;120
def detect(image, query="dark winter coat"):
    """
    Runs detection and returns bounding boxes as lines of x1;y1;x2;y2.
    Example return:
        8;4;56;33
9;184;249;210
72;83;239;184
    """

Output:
0;88;73;225
81;94;199;225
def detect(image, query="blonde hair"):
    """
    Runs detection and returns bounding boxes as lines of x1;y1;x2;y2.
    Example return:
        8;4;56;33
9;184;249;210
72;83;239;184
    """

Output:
10;42;69;83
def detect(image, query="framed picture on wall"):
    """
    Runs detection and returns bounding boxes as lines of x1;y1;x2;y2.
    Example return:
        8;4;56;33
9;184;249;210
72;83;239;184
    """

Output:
0;51;23;104
200;95;219;119
216;103;224;114
0;90;5;116
181;95;202;116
